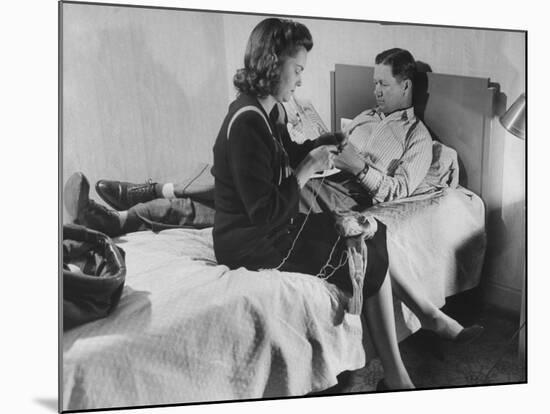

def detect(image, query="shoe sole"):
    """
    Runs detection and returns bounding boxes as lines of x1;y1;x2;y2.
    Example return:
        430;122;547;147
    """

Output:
64;172;90;222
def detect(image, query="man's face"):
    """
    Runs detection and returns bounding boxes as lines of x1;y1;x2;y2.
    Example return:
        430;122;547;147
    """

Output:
373;63;408;114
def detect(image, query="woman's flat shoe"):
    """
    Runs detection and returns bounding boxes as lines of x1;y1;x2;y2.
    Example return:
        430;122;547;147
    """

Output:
453;324;484;344
376;378;388;391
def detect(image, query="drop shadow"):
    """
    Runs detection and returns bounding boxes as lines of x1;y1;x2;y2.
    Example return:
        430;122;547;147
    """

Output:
34;397;58;412
413;60;432;122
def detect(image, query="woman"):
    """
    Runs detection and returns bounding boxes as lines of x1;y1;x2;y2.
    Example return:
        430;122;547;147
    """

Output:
212;17;413;390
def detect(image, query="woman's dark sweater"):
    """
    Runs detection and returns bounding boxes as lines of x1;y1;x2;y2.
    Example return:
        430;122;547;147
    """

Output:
212;94;313;269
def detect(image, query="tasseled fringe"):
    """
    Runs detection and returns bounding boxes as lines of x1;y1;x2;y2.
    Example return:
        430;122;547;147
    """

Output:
266;174;378;315
346;236;368;315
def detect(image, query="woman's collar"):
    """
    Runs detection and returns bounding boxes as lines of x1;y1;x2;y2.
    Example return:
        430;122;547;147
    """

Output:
257;95;277;118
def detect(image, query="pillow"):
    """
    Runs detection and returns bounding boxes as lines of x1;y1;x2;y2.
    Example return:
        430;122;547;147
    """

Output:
415;141;459;193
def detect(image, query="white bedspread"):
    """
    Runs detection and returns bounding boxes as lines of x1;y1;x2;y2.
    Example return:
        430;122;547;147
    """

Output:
62;187;485;410
62;229;364;410
365;187;486;352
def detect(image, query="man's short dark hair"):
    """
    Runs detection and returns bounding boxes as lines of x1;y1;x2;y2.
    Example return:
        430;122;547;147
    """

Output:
375;48;416;83
233;18;313;98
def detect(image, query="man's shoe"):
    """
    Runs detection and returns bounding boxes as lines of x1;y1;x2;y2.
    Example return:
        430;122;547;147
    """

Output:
64;171;91;222
64;172;122;237
376;378;388;391
96;179;158;211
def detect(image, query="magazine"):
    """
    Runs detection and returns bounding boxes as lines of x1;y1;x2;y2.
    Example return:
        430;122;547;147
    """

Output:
283;96;339;178
283;96;329;143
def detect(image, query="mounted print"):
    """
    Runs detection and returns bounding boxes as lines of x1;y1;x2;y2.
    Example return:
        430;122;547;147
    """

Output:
60;1;527;411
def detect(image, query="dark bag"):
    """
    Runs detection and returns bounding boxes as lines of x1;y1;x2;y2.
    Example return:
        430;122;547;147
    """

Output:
63;224;126;331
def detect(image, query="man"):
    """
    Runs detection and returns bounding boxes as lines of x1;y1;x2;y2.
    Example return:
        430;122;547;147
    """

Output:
299;48;432;214
339;48;431;200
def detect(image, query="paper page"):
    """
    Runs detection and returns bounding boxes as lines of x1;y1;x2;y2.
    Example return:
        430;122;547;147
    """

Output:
283;96;329;144
311;168;340;179
284;97;340;178
340;117;353;133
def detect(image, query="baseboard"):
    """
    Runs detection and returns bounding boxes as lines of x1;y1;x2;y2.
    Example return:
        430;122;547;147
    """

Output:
484;282;522;314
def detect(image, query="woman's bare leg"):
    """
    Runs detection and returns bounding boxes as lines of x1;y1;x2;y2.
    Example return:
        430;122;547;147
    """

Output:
389;264;463;339
364;273;414;389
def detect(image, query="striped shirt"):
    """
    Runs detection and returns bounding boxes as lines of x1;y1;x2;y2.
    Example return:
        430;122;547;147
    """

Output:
345;106;432;203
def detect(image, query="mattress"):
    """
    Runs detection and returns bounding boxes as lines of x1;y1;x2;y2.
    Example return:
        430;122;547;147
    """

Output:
62;187;485;410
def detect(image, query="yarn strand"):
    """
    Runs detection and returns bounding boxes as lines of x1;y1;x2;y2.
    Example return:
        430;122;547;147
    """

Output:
274;174;327;270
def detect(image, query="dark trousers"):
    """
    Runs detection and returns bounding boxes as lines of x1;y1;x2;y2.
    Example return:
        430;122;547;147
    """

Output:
122;162;216;233
124;198;216;233
299;172;373;214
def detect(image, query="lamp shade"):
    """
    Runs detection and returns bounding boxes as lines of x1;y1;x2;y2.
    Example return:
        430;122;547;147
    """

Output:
499;93;526;140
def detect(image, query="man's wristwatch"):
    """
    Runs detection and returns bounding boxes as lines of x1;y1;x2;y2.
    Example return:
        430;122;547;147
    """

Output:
355;164;369;182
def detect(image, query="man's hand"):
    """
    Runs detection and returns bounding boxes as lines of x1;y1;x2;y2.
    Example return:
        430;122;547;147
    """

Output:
315;131;348;152
333;142;365;175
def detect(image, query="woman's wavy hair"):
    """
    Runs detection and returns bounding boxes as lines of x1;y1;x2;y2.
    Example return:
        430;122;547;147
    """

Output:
233;18;313;98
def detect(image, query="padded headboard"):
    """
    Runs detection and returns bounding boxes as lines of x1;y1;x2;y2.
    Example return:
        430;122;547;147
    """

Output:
330;64;496;198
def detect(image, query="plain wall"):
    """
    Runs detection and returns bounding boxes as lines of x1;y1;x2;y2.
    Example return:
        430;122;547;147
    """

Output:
62;4;526;312
62;4;229;201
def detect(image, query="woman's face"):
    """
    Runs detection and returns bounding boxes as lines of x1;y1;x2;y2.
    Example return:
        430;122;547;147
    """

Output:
274;46;308;103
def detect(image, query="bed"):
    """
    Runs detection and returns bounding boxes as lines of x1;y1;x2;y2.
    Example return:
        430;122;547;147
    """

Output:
62;65;495;411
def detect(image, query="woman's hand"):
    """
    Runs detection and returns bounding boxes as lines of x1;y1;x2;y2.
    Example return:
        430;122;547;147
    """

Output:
333;142;365;175
294;145;338;188
307;144;338;172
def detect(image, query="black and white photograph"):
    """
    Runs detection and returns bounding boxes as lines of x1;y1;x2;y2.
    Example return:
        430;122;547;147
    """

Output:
58;0;529;411
5;0;545;413
58;1;528;411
